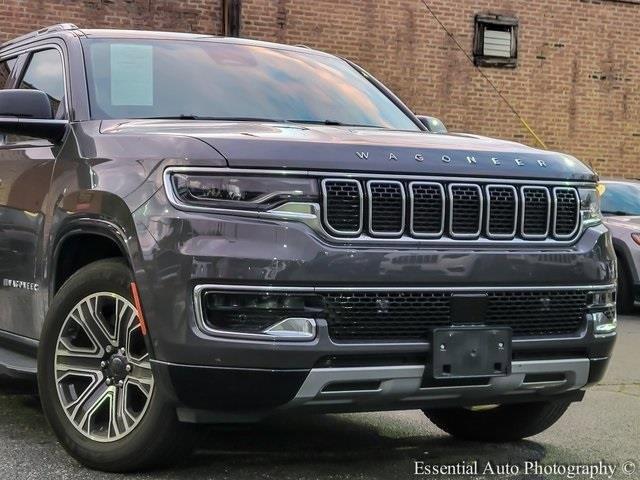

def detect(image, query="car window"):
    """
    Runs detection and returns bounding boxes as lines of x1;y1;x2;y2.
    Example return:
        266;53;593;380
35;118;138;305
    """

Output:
18;49;66;119
0;57;17;88
82;39;421;131
600;183;640;216
3;49;66;145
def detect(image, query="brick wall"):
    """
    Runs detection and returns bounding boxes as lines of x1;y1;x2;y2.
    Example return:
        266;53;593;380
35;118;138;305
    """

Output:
2;0;638;177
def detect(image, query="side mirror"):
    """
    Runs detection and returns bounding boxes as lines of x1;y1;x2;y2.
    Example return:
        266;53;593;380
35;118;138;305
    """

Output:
0;89;67;142
416;115;448;134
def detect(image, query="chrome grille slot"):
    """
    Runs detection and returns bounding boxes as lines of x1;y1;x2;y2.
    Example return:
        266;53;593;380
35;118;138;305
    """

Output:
521;186;550;239
322;179;363;236
448;184;482;238
367;181;405;236
553;187;580;238
409;182;445;237
486;185;517;238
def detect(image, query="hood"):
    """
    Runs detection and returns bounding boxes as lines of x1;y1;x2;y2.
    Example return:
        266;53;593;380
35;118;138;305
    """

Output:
101;120;596;182
604;216;640;232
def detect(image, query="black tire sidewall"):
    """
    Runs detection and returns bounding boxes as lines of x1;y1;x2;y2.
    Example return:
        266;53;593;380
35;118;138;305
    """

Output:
37;259;181;471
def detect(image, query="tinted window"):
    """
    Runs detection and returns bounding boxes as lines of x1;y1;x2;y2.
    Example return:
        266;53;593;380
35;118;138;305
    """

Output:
601;183;640;216
83;39;420;131
19;49;65;118
0;57;17;88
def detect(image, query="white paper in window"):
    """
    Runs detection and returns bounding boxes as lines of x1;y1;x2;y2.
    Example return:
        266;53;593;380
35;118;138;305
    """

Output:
110;44;153;106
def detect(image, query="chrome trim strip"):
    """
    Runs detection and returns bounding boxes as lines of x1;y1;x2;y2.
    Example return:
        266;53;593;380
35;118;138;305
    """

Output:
521;186;551;240
448;183;483;239
485;184;518;239
408;182;445;238
553;187;581;240
366;180;406;237
194;283;616;293
321;178;363;236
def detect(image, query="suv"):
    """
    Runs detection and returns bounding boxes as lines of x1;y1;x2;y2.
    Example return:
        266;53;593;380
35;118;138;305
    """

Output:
0;25;617;472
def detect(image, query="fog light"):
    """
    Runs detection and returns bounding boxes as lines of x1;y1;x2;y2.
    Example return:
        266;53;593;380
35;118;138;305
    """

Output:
590;311;617;334
264;317;316;339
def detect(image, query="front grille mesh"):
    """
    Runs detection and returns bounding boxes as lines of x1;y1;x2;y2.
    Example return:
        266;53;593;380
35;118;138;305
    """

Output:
522;187;550;237
323;290;588;341
368;182;404;234
487;186;517;236
410;183;444;236
554;188;580;236
322;179;580;241
449;185;482;236
323;180;361;234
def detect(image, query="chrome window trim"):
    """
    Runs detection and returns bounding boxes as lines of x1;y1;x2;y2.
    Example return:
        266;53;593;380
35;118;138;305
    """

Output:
553;187;581;240
408;181;445;238
521;186;551;240
366;180;405;237
485;184;518;239
448;183;483;239
321;178;363;236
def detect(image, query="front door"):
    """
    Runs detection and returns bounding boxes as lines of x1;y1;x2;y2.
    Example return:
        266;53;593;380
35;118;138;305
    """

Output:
0;47;67;339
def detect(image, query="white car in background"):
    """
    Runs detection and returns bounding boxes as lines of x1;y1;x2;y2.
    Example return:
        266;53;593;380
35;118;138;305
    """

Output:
600;180;640;313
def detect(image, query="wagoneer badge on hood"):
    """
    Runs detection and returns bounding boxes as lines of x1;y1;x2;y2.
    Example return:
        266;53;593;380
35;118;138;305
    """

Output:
355;151;548;168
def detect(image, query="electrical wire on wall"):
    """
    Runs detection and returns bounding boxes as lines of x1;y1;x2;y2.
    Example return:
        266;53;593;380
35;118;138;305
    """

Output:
418;0;548;150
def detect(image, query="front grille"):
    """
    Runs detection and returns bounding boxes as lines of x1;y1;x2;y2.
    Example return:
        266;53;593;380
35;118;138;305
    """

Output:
321;178;580;241
322;290;589;342
322;179;362;235
486;185;517;237
522;187;550;238
554;188;580;237
449;184;482;237
367;181;404;235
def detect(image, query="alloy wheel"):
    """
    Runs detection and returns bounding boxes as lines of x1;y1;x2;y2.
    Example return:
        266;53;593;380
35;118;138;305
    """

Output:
54;292;154;442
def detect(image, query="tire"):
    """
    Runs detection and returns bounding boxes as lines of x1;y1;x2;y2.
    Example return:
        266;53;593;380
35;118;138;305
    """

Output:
616;256;634;314
38;259;195;472
423;399;572;442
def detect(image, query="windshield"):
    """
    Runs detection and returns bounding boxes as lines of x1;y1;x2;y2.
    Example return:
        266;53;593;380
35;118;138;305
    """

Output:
600;182;640;216
81;38;421;131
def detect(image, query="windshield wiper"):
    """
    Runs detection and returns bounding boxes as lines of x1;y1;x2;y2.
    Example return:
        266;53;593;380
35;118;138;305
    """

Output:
286;119;385;128
133;115;286;122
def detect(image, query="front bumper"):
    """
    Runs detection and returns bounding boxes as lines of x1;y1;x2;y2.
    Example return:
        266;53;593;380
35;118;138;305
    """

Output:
133;193;616;417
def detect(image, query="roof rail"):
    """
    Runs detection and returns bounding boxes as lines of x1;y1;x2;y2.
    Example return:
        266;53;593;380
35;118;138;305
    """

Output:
1;23;78;48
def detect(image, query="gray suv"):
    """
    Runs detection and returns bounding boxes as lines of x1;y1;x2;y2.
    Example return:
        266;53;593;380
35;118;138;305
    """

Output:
0;25;617;472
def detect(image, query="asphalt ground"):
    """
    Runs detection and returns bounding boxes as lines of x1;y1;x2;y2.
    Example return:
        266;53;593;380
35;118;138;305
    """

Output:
0;316;638;480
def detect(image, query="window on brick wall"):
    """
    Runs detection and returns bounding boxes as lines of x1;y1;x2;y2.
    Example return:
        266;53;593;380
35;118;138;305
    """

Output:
473;14;518;68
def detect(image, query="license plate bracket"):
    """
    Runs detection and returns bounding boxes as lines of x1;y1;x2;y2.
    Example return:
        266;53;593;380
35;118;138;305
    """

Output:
431;327;511;379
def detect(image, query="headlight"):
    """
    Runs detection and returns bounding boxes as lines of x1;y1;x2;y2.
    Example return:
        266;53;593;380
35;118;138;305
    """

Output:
578;187;603;227
169;173;319;211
